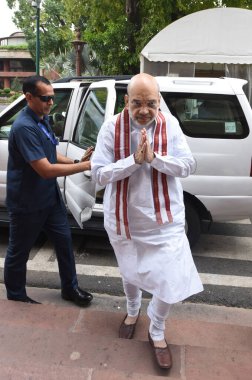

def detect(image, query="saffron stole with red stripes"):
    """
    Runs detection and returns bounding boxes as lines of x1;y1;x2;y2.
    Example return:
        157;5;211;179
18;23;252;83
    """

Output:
114;108;173;239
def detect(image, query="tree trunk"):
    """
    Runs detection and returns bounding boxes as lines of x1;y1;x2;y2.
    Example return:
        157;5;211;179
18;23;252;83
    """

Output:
125;0;140;72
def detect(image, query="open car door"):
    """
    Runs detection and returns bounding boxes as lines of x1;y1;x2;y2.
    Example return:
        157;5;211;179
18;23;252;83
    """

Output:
64;80;117;227
64;142;96;228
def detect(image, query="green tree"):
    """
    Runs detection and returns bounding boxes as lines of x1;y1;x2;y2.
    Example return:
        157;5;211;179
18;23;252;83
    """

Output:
40;50;75;79
79;0;187;74
62;0;89;29
7;0;73;61
83;0;252;74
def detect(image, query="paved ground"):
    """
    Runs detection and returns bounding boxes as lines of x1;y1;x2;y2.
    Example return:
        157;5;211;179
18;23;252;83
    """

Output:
0;284;251;380
1;218;252;308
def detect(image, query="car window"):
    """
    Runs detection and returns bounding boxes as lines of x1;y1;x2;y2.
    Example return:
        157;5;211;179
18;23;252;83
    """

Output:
0;89;73;140
115;87;127;114
73;88;107;148
163;93;249;139
0;98;26;139
48;89;73;140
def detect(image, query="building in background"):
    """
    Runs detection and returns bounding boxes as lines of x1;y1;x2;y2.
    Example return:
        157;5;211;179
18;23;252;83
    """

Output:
0;32;35;90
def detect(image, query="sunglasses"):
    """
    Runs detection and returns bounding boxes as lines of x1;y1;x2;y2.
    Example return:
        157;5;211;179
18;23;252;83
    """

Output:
36;95;55;102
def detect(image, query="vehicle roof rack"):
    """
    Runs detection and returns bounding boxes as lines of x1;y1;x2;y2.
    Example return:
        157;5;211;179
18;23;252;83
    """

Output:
53;75;132;83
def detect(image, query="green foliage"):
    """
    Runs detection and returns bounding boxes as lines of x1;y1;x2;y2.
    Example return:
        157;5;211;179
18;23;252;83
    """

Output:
82;0;185;74
7;0;252;76
0;44;28;50
9;92;22;102
3;88;11;94
11;77;22;92
7;0;74;60
62;0;89;28
0;89;14;99
85;15;133;74
40;50;76;78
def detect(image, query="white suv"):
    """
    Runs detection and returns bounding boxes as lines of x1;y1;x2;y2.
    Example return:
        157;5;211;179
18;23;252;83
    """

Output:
1;76;252;247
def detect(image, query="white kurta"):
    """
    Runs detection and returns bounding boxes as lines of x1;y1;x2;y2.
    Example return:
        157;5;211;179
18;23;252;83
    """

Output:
91;111;203;304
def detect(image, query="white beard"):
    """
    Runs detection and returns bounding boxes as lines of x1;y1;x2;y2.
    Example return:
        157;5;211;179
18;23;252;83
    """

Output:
129;109;156;128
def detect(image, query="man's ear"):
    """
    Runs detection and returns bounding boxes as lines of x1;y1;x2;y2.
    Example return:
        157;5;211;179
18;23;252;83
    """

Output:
124;94;129;108
25;92;32;102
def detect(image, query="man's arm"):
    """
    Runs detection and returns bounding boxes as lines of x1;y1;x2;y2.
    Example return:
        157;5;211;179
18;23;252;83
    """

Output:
56;152;74;164
30;157;91;179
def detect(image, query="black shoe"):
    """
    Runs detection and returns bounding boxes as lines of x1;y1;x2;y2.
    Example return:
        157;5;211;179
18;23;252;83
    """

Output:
8;296;41;304
61;287;93;307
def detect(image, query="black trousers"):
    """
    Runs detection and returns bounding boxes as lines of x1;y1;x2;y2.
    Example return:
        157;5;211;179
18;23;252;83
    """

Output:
4;200;78;300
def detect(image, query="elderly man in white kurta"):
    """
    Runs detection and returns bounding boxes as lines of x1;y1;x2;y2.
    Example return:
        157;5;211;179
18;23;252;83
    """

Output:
91;73;203;369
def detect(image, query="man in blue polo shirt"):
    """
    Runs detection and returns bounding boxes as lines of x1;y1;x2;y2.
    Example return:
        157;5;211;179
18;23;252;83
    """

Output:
4;75;93;306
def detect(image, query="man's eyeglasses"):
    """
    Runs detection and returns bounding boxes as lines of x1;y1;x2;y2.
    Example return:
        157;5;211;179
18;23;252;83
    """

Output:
36;95;55;102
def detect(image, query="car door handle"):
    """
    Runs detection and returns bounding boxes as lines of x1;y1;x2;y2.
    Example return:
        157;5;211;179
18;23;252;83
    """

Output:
83;170;91;179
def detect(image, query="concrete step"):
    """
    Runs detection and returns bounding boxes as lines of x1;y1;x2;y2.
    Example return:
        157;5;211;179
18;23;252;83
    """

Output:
0;296;251;380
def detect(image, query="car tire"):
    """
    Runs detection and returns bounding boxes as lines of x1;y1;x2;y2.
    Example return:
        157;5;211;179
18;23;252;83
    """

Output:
185;201;201;248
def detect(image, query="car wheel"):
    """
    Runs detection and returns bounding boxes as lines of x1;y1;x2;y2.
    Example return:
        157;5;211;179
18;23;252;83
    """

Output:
185;201;201;248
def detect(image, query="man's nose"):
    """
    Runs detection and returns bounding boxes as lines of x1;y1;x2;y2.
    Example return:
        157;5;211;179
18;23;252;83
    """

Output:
139;106;149;114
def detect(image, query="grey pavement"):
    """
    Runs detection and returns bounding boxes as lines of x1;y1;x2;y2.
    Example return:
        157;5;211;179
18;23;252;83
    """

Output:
0;284;251;379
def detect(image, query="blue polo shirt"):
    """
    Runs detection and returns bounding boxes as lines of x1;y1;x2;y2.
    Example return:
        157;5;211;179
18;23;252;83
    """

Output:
6;106;60;213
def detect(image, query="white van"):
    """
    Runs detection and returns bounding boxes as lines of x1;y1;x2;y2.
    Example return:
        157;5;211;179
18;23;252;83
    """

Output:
69;77;252;246
0;76;252;246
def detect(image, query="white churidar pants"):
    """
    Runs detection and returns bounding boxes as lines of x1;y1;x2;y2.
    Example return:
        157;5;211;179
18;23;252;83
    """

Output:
122;278;171;341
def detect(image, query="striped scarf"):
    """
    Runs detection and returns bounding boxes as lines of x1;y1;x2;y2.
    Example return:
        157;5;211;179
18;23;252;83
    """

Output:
114;108;173;239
